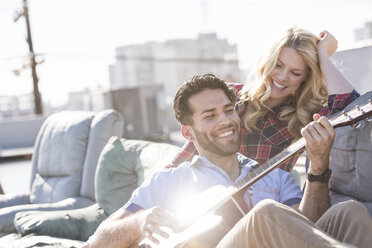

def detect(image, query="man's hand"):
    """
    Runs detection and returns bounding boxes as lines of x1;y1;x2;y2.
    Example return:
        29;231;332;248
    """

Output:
301;114;335;175
318;30;338;57
139;206;182;245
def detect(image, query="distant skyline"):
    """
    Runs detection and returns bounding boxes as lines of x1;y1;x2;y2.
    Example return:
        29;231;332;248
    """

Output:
1;0;372;106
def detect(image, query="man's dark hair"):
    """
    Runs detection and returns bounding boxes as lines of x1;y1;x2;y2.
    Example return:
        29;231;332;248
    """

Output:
173;73;236;125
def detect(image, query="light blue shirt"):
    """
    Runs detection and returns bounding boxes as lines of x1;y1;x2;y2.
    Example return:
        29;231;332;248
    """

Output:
124;154;302;214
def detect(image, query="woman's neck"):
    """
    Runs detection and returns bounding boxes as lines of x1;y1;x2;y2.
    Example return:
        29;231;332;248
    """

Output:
264;97;286;109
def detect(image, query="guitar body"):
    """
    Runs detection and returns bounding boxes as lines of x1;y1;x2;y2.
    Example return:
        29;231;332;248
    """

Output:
180;193;248;248
140;185;249;248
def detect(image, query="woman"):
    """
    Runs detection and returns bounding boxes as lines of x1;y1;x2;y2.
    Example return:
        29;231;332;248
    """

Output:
169;27;358;172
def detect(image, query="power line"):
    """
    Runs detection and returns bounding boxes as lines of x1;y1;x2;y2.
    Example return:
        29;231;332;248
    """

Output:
0;0;367;9
23;0;372;6
0;55;30;61
115;55;238;64
1;51;239;64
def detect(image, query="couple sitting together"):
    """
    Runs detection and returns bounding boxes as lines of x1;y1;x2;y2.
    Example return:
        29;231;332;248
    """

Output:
85;27;372;247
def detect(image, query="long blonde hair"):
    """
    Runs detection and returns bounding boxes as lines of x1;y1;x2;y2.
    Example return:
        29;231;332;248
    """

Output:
238;27;328;139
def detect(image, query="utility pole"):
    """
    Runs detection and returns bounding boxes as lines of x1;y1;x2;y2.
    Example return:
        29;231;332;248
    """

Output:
15;0;43;115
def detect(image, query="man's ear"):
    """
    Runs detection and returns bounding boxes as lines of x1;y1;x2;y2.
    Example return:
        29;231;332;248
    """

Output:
181;125;194;141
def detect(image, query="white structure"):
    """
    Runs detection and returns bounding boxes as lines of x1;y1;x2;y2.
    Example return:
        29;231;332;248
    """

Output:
330;21;372;95
109;33;244;99
354;21;372;41
333;39;372;95
66;87;106;112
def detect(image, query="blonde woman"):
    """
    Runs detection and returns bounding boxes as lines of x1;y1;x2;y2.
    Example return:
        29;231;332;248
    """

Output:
169;27;358;172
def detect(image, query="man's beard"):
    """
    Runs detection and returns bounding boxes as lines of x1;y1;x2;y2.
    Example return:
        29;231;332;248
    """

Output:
193;125;241;156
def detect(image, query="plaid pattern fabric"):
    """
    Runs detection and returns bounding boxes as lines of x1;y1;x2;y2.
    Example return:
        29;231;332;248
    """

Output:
238;101;296;172
318;90;360;117
167;85;359;172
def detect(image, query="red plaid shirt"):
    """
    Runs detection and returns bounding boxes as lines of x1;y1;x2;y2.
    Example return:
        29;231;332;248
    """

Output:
168;84;359;172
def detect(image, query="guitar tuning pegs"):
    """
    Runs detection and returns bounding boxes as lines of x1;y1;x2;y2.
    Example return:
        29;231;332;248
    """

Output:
352;122;362;130
252;163;259;168
342;111;353;122
355;105;366;114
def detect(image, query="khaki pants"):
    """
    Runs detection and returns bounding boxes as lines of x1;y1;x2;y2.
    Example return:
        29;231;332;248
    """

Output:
217;199;372;248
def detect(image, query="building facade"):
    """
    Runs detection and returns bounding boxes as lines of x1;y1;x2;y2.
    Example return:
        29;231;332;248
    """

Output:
354;21;372;41
109;33;244;132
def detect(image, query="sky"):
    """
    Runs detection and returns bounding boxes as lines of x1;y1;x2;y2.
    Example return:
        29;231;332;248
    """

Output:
1;0;372;107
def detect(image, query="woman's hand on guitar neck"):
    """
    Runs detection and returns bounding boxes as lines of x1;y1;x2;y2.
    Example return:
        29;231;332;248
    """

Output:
300;113;335;174
139;206;182;245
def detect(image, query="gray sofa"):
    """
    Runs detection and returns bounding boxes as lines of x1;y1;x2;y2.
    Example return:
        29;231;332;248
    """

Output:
329;91;372;215
0;137;181;247
0;110;124;247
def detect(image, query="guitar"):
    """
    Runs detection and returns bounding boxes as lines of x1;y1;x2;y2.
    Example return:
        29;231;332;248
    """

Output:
141;99;372;248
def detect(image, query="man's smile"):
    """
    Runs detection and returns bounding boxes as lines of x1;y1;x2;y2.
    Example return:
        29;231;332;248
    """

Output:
218;130;234;138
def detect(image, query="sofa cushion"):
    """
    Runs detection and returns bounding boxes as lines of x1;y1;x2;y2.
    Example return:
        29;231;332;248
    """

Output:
30;174;81;204
0;193;29;209
14;203;107;241
30;111;96;204
95;137;181;215
330;91;372;214
34;111;95;176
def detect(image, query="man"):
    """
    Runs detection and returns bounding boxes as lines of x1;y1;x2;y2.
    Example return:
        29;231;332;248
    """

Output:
87;74;372;248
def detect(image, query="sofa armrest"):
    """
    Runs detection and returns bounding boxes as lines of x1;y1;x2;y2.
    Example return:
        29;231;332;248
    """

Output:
0;197;94;233
14;203;107;241
0;193;30;208
0;233;85;248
